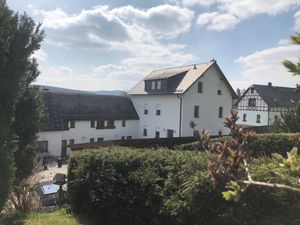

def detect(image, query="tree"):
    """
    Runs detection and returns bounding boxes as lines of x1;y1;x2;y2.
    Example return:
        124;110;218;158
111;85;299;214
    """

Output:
13;87;45;183
272;104;300;133
0;4;44;210
236;88;241;98
282;34;300;75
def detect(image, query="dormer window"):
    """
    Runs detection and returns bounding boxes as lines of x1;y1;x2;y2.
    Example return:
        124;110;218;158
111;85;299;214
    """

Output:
157;80;161;90
151;81;155;90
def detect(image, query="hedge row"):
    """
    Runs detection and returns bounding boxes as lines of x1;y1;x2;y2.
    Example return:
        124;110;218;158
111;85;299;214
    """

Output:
68;147;300;225
175;133;300;156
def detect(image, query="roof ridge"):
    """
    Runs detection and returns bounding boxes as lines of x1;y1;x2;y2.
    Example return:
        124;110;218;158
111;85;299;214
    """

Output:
150;61;214;73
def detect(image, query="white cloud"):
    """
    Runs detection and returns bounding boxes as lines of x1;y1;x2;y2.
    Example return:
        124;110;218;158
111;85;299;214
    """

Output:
182;0;215;6
195;0;300;30
294;10;300;31
32;49;47;62
231;43;300;90
197;12;238;30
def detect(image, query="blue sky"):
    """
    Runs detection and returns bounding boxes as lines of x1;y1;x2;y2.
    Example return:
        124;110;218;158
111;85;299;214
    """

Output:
8;0;300;91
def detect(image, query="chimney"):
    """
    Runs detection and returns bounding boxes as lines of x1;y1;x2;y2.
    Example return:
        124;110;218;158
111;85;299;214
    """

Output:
210;58;216;62
296;84;300;92
268;82;272;87
193;64;196;69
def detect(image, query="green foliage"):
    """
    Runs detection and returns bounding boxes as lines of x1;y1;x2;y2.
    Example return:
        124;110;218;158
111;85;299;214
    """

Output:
68;147;300;225
272;104;300;133
177;133;300;156
282;34;300;75
13;87;45;182
0;4;44;210
274;147;300;175
222;181;243;202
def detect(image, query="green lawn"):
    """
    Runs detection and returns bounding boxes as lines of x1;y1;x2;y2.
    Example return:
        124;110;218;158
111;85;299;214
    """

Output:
0;208;83;225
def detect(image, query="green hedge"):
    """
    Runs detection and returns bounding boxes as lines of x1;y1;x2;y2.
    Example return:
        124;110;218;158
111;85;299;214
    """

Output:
176;133;300;156
68;147;300;225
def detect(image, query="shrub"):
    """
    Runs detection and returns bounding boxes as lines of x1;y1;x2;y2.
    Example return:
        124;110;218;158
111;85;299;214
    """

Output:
68;146;300;225
176;133;300;156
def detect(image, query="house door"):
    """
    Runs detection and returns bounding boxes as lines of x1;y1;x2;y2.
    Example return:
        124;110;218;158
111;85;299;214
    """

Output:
61;140;67;158
167;129;174;138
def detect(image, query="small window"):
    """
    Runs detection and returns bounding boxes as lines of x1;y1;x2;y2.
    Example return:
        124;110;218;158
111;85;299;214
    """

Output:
256;114;261;123
122;120;126;127
143;128;147;137
217;89;222;95
97;120;105;129
194;106;199;118
243;114;247;122
156;104;161;116
69;139;75;145
155;131;160;139
107;120;115;128
91;120;95;128
248;98;256;107
127;136;132;140
97;138;104;143
151;81;156;90
194;130;199;137
121;136;125;140
70;120;75;128
198;82;203;93
274;115;278;121
250;88;254;94
218;107;223;118
157;80;162;90
144;104;149;115
218;131;222;136
90;138;94;143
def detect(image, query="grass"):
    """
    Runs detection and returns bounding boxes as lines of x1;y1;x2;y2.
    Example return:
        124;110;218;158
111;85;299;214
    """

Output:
0;208;83;225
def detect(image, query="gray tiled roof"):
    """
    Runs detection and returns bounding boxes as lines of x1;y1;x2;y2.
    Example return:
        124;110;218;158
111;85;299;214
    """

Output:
127;61;214;95
253;84;300;107
41;92;139;131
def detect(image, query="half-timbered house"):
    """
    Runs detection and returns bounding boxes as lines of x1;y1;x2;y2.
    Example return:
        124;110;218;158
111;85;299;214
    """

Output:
236;82;300;126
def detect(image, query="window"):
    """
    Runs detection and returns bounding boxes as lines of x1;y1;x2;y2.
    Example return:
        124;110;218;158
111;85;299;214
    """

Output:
143;128;147;137
217;89;222;95
70;120;75;128
248;98;256;107
194;106;199;118
122;120;126;127
90;138;94;143
274;115;278;121
97;138;104;143
37;141;48;153
157;80;162;90
155;131;160;139
194;130;199;137
121;136;125;140
127;136;132;140
156;104;161;116
256;114;261;123
107;120;115;128
69;139;75;145
218;131;222;136
144;104;149;115
250;87;254;94
63;121;69;130
96;120;105;129
198;82;203;93
151;81;156;90
218;107;223;118
91;120;95;128
243;114;247;122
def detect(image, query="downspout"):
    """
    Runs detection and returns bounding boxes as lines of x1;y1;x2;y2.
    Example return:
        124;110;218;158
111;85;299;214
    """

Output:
176;94;183;137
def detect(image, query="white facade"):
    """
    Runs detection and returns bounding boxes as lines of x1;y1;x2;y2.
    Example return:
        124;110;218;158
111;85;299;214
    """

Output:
181;66;232;136
37;120;138;157
130;65;234;138
236;86;291;126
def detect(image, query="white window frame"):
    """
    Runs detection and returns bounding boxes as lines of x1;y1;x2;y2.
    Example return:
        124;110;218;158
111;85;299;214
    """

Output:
157;80;161;90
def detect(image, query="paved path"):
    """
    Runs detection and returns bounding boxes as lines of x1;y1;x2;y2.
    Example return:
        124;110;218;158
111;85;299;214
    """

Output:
36;162;68;182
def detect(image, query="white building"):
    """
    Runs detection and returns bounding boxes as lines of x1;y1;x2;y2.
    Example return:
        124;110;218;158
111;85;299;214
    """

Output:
127;60;237;138
36;92;139;157
37;60;237;157
236;83;300;126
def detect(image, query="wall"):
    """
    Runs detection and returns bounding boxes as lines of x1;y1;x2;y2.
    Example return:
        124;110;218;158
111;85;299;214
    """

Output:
130;95;180;138
181;66;232;136
37;119;139;156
